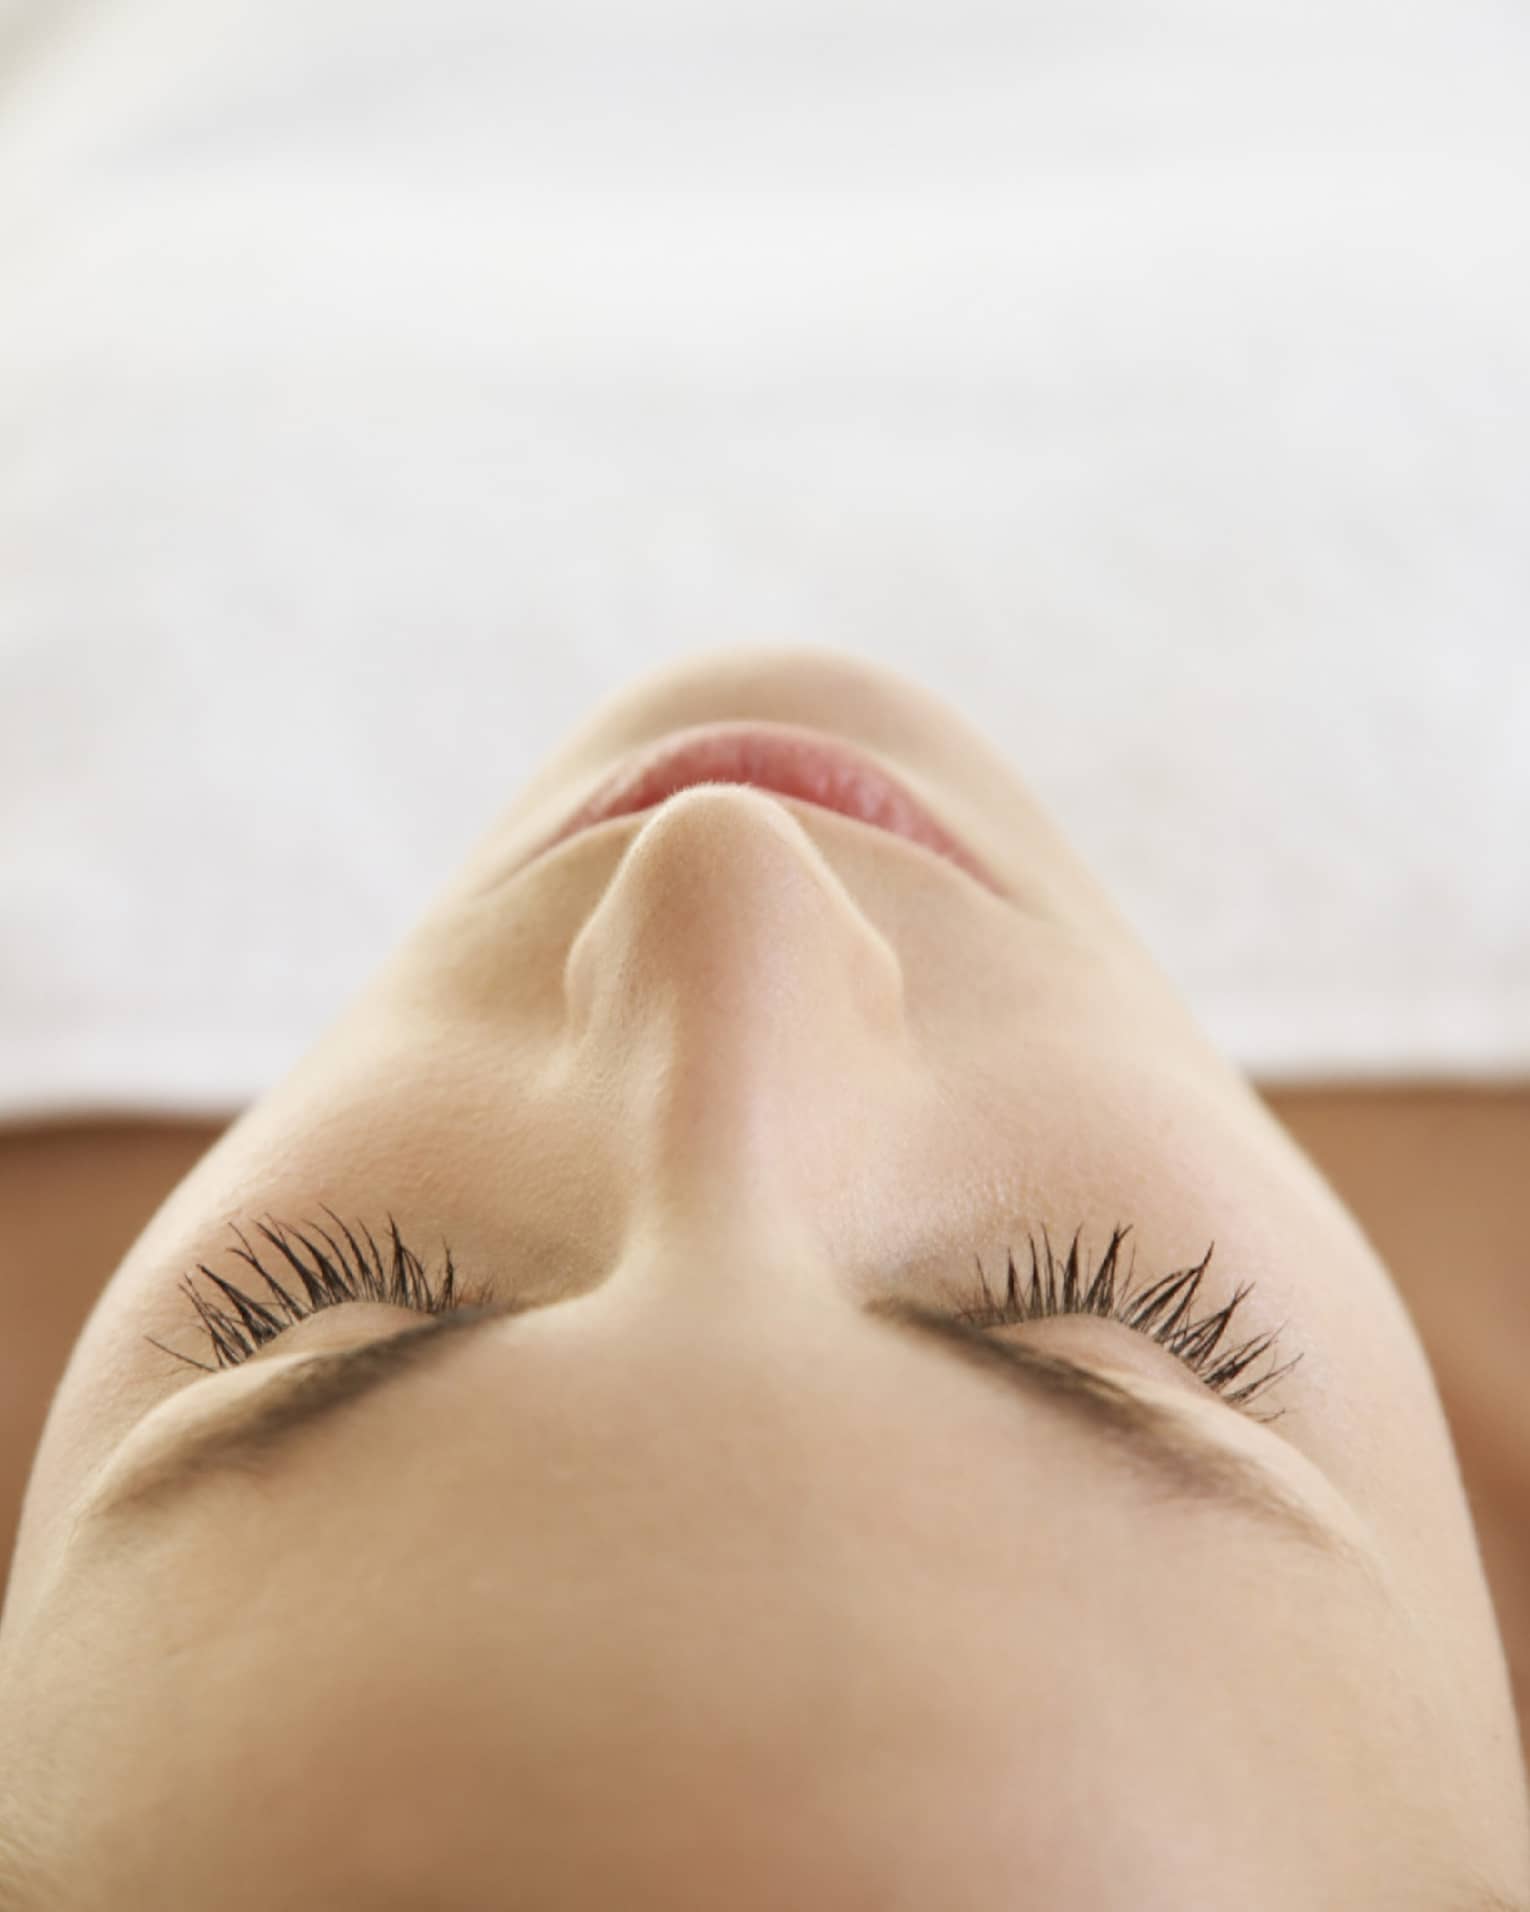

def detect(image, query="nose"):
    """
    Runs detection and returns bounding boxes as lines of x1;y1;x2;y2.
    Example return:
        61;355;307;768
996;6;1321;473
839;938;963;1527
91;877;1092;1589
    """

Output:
561;785;908;1288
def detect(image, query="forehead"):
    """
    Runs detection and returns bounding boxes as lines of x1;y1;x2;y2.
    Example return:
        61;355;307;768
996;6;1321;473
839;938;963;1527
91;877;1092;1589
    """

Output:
19;1529;1419;1912
60;1290;1395;1683
8;1336;1471;1907
39;1362;1416;1770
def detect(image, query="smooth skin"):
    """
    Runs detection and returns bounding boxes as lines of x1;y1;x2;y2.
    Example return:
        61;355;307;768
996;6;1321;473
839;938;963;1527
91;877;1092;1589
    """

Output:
0;647;1525;1909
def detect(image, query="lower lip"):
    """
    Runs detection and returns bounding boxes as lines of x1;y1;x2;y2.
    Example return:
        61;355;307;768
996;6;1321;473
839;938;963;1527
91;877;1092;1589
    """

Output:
529;722;1007;897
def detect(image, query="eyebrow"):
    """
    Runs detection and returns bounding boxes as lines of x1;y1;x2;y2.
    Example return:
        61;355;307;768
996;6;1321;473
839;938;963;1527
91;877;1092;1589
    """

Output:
94;1295;1368;1572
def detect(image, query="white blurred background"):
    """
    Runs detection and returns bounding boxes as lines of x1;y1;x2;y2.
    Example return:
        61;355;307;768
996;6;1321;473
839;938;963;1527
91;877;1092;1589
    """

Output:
1;0;1527;1115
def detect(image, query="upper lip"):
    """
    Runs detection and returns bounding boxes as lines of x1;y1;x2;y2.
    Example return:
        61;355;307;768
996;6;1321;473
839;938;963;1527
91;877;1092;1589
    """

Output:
521;720;1008;899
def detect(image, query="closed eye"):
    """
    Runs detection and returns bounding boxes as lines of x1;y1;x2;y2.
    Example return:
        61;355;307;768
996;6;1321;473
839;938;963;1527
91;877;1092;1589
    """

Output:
104;1290;1367;1595
145;1210;1302;1422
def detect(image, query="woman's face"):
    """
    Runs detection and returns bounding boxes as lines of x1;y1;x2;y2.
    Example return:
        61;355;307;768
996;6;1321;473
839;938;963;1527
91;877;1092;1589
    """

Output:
2;649;1524;1909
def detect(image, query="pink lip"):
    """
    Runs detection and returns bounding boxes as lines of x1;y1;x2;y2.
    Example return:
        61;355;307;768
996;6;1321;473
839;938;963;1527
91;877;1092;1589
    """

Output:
526;721;1007;898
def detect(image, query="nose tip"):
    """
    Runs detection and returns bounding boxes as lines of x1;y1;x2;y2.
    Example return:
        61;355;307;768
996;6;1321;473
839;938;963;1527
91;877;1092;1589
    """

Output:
561;785;906;1223
564;783;905;1042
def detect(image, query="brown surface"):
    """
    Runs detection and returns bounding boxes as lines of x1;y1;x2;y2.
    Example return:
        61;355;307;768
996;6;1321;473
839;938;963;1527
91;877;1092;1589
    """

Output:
1265;1083;1530;1764
0;1118;224;1589
2;1091;1528;1770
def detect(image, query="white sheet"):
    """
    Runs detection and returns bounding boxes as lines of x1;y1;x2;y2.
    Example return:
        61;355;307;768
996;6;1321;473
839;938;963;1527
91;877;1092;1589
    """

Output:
1;0;1527;1117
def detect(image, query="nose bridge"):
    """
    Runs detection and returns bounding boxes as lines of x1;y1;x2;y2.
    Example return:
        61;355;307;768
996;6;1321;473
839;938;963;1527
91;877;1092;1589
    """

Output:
561;787;907;1293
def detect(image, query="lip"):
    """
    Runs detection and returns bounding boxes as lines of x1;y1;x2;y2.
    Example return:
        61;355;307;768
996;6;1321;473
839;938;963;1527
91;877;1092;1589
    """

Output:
524;721;1008;898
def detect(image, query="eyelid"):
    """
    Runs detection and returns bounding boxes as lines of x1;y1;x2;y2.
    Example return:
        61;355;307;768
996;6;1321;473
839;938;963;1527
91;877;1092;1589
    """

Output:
104;1293;1369;1589
90;1304;504;1519
237;1302;426;1366
1013;1313;1263;1412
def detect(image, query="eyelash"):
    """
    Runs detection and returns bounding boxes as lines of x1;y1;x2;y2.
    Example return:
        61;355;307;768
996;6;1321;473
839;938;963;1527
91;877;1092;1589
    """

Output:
144;1209;497;1377
940;1224;1301;1421
146;1209;1302;1421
